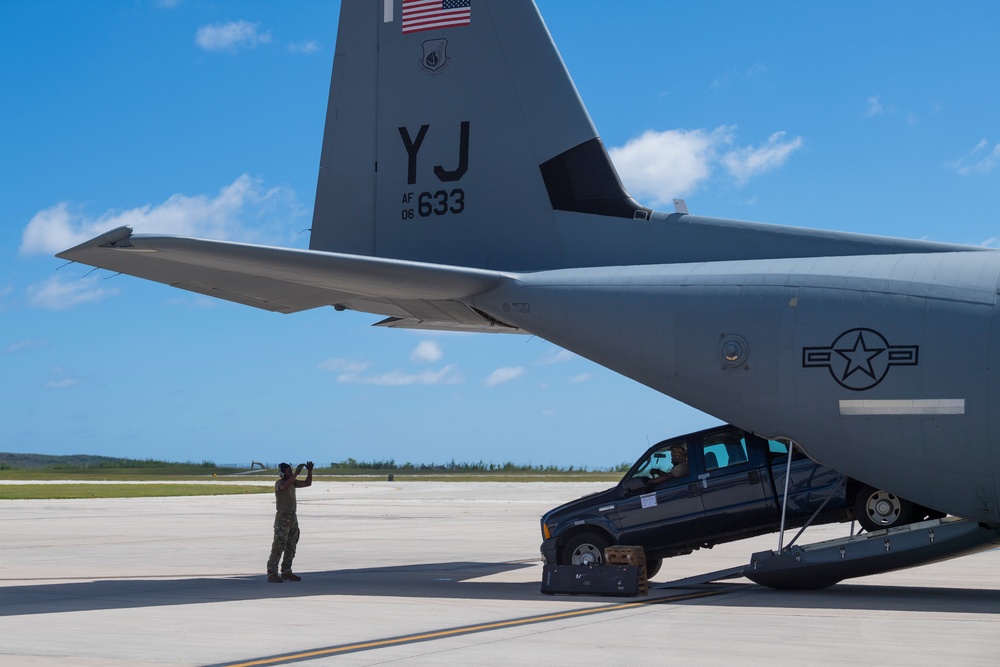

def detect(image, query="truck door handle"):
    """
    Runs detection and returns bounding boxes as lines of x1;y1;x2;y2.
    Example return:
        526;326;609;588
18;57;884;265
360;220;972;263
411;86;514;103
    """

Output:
748;471;760;484
687;483;699;497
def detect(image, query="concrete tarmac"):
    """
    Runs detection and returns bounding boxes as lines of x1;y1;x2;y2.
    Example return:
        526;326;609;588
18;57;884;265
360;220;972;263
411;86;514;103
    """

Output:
1;481;998;666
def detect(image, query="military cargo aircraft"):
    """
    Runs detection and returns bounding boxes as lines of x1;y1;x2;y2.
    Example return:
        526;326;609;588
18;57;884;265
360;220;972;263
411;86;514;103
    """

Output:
58;0;999;528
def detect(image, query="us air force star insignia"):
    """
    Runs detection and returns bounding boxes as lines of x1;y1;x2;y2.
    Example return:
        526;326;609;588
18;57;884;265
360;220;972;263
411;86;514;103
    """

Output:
802;328;919;391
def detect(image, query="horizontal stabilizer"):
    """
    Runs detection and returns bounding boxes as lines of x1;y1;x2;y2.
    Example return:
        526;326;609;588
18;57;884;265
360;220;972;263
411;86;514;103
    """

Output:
57;227;505;326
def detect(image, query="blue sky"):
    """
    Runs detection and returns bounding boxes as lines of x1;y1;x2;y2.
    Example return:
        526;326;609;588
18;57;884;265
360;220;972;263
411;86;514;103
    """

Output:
3;1;999;469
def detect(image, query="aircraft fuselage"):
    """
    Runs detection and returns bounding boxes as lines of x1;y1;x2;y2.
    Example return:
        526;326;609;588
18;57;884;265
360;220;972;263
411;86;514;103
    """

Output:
477;250;1000;523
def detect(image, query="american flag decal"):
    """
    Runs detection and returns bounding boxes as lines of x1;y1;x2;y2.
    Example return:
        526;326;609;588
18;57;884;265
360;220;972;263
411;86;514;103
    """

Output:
401;0;471;35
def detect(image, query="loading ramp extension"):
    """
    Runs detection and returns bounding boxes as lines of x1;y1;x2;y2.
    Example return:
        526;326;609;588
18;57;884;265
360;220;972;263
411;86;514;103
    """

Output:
660;517;1000;590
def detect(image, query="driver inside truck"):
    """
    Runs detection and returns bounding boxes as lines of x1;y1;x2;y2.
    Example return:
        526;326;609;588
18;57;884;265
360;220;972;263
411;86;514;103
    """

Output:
650;444;689;483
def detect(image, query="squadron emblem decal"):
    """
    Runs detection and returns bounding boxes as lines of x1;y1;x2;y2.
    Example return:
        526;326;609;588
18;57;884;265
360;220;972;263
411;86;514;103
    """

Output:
419;39;451;76
803;328;918;391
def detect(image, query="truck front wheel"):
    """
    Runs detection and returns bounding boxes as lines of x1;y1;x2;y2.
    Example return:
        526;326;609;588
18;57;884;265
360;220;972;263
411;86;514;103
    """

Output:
560;531;610;566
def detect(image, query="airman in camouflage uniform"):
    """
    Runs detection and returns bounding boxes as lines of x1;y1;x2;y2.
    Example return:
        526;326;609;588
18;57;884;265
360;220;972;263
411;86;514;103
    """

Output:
267;461;313;582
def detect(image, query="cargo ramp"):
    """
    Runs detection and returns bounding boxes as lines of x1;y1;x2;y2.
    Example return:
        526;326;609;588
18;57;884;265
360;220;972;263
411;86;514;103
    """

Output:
661;517;1000;590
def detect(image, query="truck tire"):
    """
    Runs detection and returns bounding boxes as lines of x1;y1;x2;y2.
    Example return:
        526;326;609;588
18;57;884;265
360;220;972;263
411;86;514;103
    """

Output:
560;531;610;566
854;485;917;532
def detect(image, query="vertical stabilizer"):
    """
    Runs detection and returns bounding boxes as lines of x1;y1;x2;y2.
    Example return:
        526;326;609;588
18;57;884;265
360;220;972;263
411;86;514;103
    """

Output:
310;0;647;270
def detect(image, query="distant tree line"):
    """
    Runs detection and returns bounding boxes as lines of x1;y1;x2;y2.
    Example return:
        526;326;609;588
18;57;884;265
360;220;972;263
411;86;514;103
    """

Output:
0;452;631;474
46;458;220;470
328;457;631;473
0;453;219;471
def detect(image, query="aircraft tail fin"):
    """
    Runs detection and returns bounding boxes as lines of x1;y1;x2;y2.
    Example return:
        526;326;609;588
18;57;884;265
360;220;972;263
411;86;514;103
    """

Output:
309;0;648;271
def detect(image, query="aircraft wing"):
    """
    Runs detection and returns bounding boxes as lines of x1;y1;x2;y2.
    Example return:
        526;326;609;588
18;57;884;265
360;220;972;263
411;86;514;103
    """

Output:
57;226;511;331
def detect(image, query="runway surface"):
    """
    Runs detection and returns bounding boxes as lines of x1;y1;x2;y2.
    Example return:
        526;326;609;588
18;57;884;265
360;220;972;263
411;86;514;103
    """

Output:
1;481;998;666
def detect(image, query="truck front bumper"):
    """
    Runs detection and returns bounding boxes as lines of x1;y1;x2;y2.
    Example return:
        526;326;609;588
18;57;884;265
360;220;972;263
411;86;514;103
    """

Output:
540;537;559;565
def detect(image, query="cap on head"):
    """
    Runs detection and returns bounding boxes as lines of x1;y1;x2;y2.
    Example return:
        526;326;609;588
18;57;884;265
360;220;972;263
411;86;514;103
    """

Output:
278;462;292;474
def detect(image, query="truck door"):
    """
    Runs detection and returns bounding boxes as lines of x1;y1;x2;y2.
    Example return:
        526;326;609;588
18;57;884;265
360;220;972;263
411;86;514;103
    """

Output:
696;430;774;539
614;438;705;552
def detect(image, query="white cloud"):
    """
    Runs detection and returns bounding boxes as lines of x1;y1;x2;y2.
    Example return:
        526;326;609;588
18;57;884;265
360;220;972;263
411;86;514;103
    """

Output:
337;364;462;386
866;95;884;117
22;203;83;256
709;63;768;91
318;358;371;374
484;366;524;387
288;40;322;54
156;0;182;8
27;276;119;310
46;366;80;390
720;131;804;186
540;349;574;365
569;373;591;384
946;139;1000;176
4;339;44;354
21;174;302;256
610;127;727;205
320;353;460;386
411;340;443;363
541;408;557;417
195;21;272;52
609;126;803;206
326;341;452;386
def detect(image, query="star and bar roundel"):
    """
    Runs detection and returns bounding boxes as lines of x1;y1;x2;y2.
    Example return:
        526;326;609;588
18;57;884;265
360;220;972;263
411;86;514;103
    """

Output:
802;328;919;391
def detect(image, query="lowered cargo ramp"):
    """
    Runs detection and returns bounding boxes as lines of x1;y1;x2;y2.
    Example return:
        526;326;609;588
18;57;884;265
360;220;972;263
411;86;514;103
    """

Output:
744;517;1000;589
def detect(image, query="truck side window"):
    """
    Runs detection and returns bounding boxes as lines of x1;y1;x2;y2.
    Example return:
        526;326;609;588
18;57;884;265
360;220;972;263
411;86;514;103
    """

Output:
768;440;808;460
702;435;750;471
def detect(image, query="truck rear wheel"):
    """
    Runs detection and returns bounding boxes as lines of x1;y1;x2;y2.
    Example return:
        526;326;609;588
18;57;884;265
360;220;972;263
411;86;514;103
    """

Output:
854;485;917;532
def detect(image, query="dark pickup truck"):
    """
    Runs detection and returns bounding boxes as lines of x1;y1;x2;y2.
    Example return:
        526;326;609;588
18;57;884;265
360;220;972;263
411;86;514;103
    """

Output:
540;425;938;578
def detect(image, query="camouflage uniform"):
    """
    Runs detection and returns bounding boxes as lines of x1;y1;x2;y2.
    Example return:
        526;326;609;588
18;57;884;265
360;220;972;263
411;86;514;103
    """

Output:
267;476;300;575
267;511;300;575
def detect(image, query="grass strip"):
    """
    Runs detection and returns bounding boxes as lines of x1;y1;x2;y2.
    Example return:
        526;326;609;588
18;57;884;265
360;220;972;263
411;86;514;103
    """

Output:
0;471;621;483
0;484;273;500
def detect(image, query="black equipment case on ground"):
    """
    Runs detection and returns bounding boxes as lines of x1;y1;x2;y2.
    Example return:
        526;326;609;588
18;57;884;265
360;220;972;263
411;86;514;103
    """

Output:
540;564;642;596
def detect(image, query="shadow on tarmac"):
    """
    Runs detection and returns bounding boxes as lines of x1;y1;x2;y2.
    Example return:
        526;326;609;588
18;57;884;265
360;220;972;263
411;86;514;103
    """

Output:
2;560;999;617
731;582;1000;614
0;561;536;616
